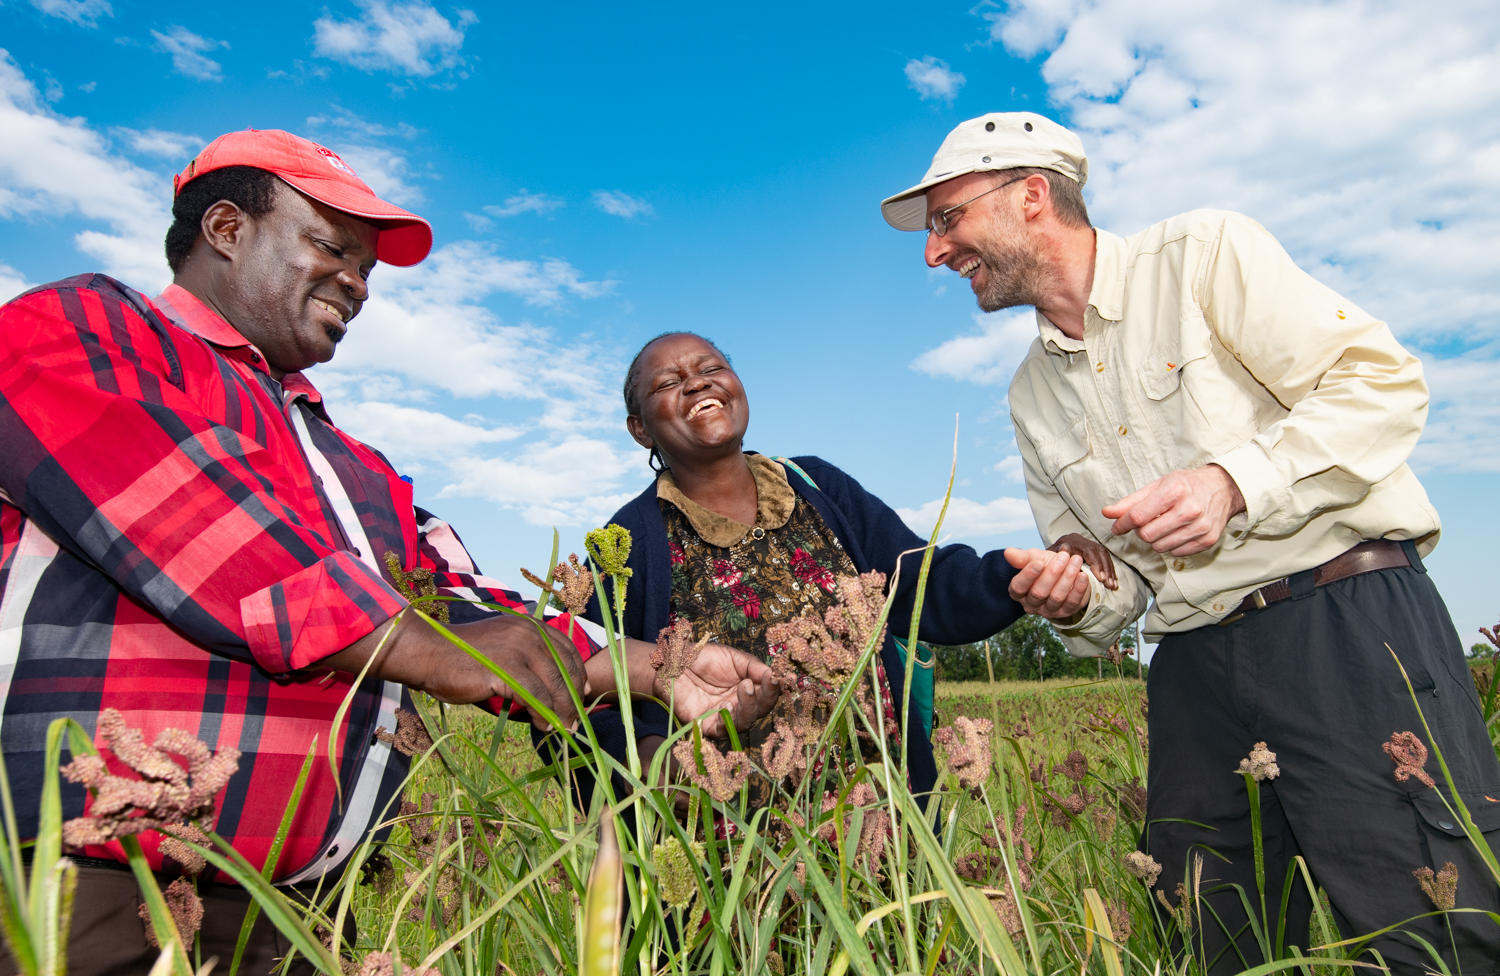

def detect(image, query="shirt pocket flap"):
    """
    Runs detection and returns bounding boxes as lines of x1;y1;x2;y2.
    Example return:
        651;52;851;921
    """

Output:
1036;415;1091;480
1138;323;1212;400
1412;789;1500;836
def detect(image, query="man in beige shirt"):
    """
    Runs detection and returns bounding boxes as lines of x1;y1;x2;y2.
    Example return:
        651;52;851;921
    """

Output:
882;113;1499;973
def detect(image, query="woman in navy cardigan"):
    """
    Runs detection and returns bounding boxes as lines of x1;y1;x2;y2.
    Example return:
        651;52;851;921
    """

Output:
573;332;1111;805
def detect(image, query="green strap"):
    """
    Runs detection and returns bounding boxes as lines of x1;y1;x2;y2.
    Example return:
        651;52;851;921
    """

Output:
773;456;819;490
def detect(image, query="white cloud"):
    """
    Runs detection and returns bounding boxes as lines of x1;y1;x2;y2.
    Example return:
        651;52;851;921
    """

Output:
1411;355;1500;473
897;495;1035;540
326;401;520;473
904;56;966;102
0;262;34;303
30;0;111;27
114;127;201;160
911;309;1037;386
315;243;637;525
441;438;647;528
0;51;170;290
150;26;229;82
485;190;565;218
994;454;1024;483
592;190;654;220
305;109;420;142
930;0;1500;472
313;1;476;78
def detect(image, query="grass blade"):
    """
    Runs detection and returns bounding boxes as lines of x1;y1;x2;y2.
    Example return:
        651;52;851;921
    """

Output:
226;734;319;976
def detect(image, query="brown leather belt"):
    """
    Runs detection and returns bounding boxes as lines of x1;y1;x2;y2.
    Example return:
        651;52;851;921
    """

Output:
1218;539;1411;626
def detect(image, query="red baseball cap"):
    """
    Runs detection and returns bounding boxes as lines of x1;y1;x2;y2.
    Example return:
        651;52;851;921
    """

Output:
173;129;433;267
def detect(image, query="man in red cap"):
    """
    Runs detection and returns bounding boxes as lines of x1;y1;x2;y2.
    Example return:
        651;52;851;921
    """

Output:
0;129;780;973
0;126;585;971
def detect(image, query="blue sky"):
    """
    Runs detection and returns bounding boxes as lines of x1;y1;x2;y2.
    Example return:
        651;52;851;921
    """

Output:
2;0;1497;657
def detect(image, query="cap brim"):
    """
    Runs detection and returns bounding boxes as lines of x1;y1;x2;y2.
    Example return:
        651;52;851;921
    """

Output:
279;173;434;266
879;165;978;231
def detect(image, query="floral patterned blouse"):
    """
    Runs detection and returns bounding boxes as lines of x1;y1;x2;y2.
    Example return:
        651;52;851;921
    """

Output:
660;455;857;660
658;455;902;801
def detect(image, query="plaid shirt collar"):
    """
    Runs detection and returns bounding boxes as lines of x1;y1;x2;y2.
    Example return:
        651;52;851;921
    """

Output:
154;284;325;407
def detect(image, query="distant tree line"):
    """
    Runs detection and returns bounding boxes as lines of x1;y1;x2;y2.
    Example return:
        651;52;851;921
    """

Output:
930;616;1145;682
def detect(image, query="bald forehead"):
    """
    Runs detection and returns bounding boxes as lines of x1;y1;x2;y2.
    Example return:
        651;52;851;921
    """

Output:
642;333;723;367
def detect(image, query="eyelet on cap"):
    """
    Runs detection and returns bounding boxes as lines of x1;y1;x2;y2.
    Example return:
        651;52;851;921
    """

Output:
1024;122;1034;131
985;121;995;131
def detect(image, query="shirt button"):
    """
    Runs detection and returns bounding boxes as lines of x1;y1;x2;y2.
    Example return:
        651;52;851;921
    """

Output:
751;527;765;540
1117;425;1128;436
1172;559;1185;571
250;352;262;363
1213;602;1224;612
1095;362;1105;372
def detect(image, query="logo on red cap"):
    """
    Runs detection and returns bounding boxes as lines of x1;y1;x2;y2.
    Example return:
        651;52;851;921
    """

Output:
316;146;356;177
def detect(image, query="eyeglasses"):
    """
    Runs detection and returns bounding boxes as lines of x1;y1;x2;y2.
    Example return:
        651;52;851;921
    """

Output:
927;175;1028;237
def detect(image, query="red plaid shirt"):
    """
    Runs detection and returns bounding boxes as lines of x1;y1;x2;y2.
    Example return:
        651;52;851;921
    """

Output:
0;274;594;882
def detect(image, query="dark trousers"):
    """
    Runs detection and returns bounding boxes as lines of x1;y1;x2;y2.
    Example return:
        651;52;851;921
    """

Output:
0;865;343;976
1146;561;1500;974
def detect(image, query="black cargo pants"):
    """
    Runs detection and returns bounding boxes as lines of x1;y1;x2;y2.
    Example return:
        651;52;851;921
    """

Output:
1144;551;1500;974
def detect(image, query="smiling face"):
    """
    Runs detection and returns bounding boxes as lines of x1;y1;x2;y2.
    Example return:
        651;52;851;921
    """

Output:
625;333;748;471
203;182;378;377
923;172;1055;312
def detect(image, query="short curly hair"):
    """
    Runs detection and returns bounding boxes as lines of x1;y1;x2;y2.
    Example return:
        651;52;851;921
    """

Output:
622;331;732;417
163;166;281;273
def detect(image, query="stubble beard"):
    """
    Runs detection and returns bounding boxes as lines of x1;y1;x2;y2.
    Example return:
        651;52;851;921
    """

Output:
971;219;1057;313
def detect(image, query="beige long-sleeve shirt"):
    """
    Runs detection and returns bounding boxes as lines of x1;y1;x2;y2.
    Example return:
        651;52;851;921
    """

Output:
1008;210;1441;654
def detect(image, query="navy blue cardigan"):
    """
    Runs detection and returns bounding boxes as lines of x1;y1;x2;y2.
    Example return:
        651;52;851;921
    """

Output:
583;454;1026;799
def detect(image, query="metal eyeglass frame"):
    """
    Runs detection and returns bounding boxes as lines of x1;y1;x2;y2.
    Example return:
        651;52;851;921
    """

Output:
927;174;1029;236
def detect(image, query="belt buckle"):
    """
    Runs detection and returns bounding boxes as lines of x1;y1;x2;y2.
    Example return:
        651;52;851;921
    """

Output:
1252;589;1267;609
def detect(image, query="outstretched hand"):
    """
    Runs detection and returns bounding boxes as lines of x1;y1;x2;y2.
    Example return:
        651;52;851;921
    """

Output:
1004;547;1093;622
658;642;786;739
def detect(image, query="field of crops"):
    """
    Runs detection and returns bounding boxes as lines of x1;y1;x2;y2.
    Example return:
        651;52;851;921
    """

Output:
8;598;1496;976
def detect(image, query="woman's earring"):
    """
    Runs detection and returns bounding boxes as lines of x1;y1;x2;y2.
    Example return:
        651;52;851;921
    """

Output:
648;446;666;473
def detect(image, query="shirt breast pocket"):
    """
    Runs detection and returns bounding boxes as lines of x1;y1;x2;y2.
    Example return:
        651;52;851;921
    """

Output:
1035;415;1118;532
1137;344;1235;463
1038;414;1091;481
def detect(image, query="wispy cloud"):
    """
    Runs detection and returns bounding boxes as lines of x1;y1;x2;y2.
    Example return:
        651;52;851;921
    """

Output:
993;455;1024;483
0;262;35;304
485;190;565;218
913;309;1038;387
305;108;420;141
897;495;1034;539
592;190;653;220
150;26;229;82
113;127;201;160
0;53;170;290
904;56;965;102
313;1;476;78
29;0;111;27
